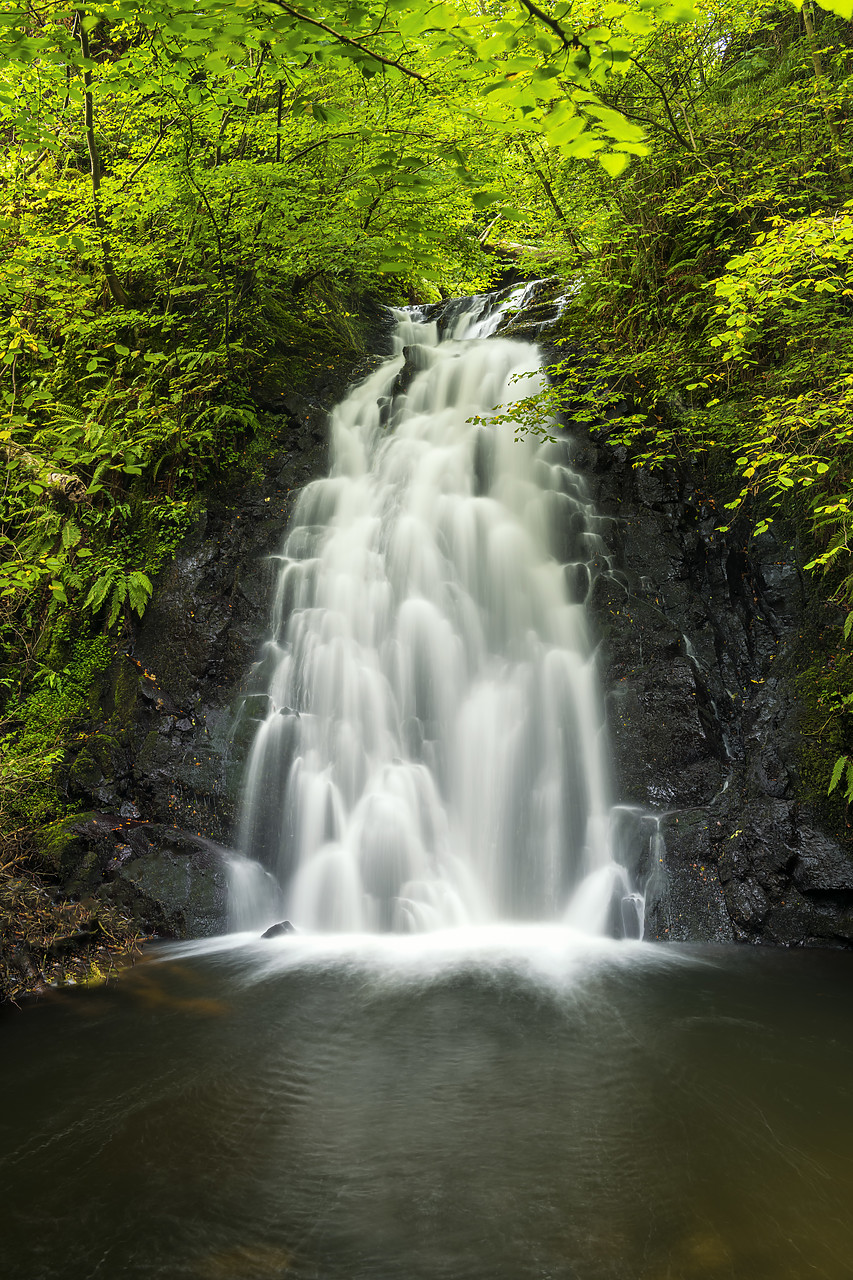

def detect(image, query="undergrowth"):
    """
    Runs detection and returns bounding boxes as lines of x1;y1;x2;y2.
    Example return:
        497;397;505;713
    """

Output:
0;839;143;1005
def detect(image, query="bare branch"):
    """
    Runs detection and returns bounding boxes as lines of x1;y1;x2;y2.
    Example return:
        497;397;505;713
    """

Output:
122;118;173;186
627;56;692;151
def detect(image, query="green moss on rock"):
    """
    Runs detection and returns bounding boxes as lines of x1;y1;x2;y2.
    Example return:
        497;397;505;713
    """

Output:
792;593;853;837
32;813;98;874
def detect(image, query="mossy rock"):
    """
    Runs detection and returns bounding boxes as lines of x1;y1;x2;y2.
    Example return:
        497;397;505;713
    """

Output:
110;844;229;938
135;730;174;780
33;812;98;874
64;734;127;799
91;657;141;728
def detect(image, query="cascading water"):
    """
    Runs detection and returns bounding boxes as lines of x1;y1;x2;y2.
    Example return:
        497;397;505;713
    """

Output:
232;289;639;936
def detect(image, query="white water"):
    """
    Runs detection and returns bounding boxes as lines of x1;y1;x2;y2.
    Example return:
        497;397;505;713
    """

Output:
232;291;638;937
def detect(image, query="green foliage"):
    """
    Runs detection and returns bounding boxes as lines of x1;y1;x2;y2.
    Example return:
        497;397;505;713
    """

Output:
1;0;707;670
1;0;853;832
0;627;113;831
827;752;853;801
83;566;152;627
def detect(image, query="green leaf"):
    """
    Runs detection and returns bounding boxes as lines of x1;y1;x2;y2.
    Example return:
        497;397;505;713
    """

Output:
586;105;645;143
844;762;853;805
599;152;631;178
471;190;503;210
564;134;604;159
547;115;585;146
128;571;153;616
107;580;127;628
61;520;81;549
815;0;853;18
579;26;611;45
828;754;847;795
621;10;655;35
83;568;116;613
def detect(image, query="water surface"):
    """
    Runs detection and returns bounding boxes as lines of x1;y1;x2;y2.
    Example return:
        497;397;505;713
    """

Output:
2;932;851;1280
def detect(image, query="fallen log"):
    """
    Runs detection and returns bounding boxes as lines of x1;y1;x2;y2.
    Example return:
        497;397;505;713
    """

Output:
2;444;89;503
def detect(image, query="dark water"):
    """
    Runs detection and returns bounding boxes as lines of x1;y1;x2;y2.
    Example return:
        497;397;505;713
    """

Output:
2;929;852;1280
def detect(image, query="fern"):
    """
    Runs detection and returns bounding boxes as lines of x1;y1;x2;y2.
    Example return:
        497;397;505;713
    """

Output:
61;519;81;549
827;754;853;804
127;570;153;616
82;565;154;628
107;578;127;628
82;567;118;614
50;402;88;431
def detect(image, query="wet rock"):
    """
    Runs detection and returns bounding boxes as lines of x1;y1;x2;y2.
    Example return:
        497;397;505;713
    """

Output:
109;842;228;939
726;878;770;930
793;830;853;894
261;919;297;938
33;812;101;875
570;351;853;947
643;810;735;945
389;344;431;402
492;279;566;340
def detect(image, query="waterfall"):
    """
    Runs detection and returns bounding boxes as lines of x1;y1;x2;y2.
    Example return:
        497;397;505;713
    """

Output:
232;290;638;936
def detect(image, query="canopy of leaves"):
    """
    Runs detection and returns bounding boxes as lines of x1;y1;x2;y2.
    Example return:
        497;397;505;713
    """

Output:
2;0;853;849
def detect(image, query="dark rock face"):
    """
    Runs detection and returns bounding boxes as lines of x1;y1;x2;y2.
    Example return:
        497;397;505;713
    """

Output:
561;387;853;948
38;813;231;937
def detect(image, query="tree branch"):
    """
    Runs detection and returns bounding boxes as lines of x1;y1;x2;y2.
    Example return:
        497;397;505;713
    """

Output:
267;1;429;83
627;56;691;151
122;118;171;186
182;154;234;366
518;136;566;222
78;12;131;305
518;0;577;52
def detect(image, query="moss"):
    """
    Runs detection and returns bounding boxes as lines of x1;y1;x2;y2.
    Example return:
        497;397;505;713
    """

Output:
0;626;114;834
109;657;141;727
791;587;853;836
32;812;97;874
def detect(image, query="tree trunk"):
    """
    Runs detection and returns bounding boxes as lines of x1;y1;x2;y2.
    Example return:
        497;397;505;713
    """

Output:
802;2;850;181
77;14;130;306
